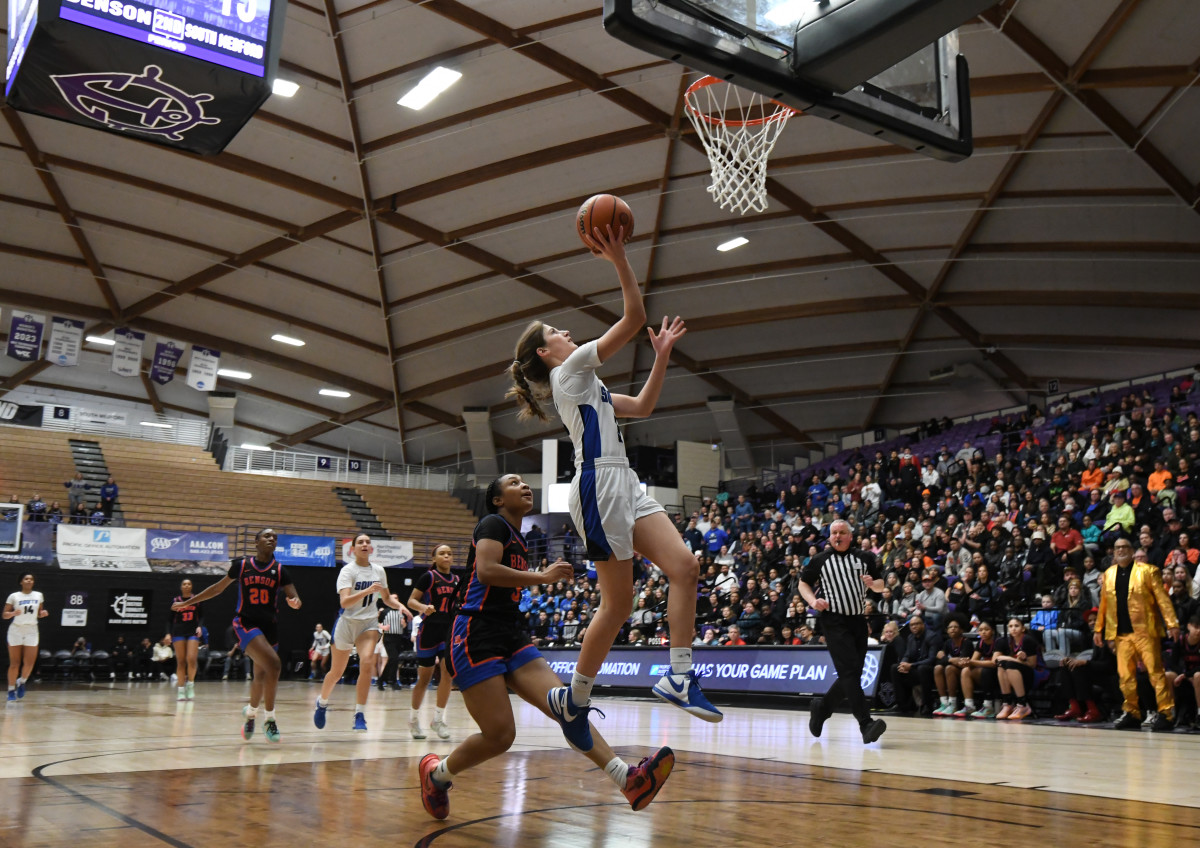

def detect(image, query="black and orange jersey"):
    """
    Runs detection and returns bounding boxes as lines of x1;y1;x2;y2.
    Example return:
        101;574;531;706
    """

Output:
227;556;293;625
459;514;529;619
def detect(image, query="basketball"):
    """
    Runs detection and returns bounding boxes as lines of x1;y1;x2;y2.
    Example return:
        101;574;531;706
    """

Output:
576;194;634;252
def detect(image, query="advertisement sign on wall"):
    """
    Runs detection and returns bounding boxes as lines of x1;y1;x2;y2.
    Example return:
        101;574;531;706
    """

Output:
538;646;885;697
0;520;54;563
57;525;147;557
146;530;228;561
107;589;153;628
275;534;336;567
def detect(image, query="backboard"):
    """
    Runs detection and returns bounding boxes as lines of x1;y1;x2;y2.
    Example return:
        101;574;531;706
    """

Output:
604;0;998;161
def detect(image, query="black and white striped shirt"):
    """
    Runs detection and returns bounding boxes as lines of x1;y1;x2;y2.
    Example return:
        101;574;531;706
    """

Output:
800;547;881;616
380;606;410;639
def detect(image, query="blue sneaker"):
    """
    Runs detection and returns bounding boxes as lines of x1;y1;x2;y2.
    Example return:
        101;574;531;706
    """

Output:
6;690;14;703
652;670;723;723
15;680;25;699
547;686;603;752
313;699;327;729
353;712;367;732
264;718;281;743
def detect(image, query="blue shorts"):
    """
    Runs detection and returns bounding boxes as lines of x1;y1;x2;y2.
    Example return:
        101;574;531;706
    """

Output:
447;614;540;691
171;635;199;643
232;617;277;651
417;618;450;664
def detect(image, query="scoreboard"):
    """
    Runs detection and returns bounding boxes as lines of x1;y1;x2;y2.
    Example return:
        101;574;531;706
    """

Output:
5;0;287;154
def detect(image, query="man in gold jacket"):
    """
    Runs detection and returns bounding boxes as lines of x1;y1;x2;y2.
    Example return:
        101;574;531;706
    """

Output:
1094;539;1180;731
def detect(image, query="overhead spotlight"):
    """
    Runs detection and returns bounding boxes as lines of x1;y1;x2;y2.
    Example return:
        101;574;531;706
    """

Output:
398;66;462;110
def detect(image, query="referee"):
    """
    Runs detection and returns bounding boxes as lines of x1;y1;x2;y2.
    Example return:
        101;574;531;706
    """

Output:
798;519;887;744
379;603;413;690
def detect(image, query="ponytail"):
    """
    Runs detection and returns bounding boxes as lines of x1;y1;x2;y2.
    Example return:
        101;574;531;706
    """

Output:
506;320;553;422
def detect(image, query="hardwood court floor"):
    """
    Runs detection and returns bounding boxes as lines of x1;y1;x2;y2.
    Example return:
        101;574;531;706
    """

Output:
2;680;1198;848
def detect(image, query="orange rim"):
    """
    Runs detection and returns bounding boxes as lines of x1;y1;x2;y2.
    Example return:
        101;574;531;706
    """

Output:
683;76;796;127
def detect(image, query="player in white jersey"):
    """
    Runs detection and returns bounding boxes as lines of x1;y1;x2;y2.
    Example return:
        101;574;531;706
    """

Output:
314;533;406;732
506;223;723;742
5;573;47;701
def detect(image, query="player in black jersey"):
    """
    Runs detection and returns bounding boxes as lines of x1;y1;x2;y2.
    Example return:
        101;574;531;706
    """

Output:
170;579;203;702
418;474;674;821
173;528;301;743
406;543;460;740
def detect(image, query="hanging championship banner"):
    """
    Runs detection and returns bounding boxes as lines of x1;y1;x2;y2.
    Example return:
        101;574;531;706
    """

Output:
46;317;84;366
149;338;186;385
110;328;145;377
5;310;45;362
186;345;220;390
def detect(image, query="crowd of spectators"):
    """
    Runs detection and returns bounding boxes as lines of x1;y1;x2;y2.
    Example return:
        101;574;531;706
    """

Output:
517;375;1200;727
3;474;119;526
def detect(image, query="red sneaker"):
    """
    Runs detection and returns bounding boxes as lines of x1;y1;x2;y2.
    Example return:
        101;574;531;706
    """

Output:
622;747;675;812
419;753;451;820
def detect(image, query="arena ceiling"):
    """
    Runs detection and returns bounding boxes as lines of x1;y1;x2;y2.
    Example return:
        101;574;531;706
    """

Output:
2;0;1198;475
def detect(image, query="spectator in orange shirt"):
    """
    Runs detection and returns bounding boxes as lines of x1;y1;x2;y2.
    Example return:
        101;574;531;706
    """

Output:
1148;459;1173;495
1080;459;1105;492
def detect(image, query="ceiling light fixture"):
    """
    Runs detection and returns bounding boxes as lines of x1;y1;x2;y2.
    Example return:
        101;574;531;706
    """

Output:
717;236;749;252
272;79;299;97
86;335;116;346
140;421;173;429
217;369;252;380
319;389;351;398
240;443;273;452
271;333;305;347
398;66;462;110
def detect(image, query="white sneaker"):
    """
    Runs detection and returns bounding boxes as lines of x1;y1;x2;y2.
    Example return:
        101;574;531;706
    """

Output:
177;688;186;701
1142;710;1158;728
410;717;427;740
432;718;450;740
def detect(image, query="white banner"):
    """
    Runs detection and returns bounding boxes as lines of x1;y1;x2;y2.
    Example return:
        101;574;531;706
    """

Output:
186;345;220;390
111;328;145;377
61;609;88;626
46;317;84;367
58;556;152;572
340;539;414;567
57;525;147;558
77;409;130;428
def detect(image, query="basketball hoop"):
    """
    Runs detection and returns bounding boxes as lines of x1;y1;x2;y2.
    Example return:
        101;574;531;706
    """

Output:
683;76;796;216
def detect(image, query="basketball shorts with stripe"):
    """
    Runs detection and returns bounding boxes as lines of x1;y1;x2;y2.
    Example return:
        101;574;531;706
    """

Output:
569;462;663;562
447;614;540;691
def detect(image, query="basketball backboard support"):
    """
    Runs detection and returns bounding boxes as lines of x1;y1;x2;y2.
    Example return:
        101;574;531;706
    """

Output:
603;0;998;162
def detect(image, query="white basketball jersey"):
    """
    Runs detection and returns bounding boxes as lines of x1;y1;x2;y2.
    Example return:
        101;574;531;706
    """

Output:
336;562;388;622
6;591;43;627
551;340;626;467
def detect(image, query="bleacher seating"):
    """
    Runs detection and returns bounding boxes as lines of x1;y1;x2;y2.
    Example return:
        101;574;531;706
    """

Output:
356;484;477;560
0;429;79;508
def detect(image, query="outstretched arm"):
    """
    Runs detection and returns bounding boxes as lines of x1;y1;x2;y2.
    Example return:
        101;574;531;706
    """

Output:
611;315;685;419
586;226;647;363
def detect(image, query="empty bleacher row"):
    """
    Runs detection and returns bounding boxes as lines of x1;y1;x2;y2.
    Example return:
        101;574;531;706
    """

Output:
1;427;478;552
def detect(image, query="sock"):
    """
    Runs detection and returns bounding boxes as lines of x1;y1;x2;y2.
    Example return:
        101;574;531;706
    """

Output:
940;696;950;707
1003;694;1016;705
434;708;445;723
245;704;258;717
6;686;12;692
16;677;24;686
318;697;329;707
355;703;365;714
669;648;692;676
432;758;455;788
964;699;975;710
411;707;421;721
605;757;630;790
178;687;185;696
264;709;275;721
571;672;595;706
1016;696;1028;706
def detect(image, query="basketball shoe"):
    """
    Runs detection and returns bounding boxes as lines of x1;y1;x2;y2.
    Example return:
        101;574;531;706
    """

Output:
264;718;281;743
623;747;675;811
419;754;451;820
547;686;603;752
651;670;723;722
353;712;367;732
241;705;256;741
313;699;327;729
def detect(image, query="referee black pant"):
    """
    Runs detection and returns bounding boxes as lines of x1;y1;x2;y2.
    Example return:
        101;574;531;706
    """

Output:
381;633;408;686
819;612;871;727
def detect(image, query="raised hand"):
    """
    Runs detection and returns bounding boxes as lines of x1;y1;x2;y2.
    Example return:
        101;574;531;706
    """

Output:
647;315;686;356
582;223;627;264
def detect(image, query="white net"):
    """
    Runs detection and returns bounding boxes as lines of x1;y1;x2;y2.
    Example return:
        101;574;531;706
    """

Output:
684;78;795;216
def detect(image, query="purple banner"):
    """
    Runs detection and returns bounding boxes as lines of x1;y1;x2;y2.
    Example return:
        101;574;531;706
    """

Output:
0;521;55;564
539;645;886;697
5;310;45;362
149;338;185;385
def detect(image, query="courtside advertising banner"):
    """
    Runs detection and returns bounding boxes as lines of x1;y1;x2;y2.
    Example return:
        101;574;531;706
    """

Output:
540;646;886;697
276;534;336;567
5;310;45;362
146;529;228;560
186;345;220;390
340;539;414;567
149;338;186;385
0;520;54;564
57;525;147;557
110;328;145;377
46;317;84;366
60;556;152;571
